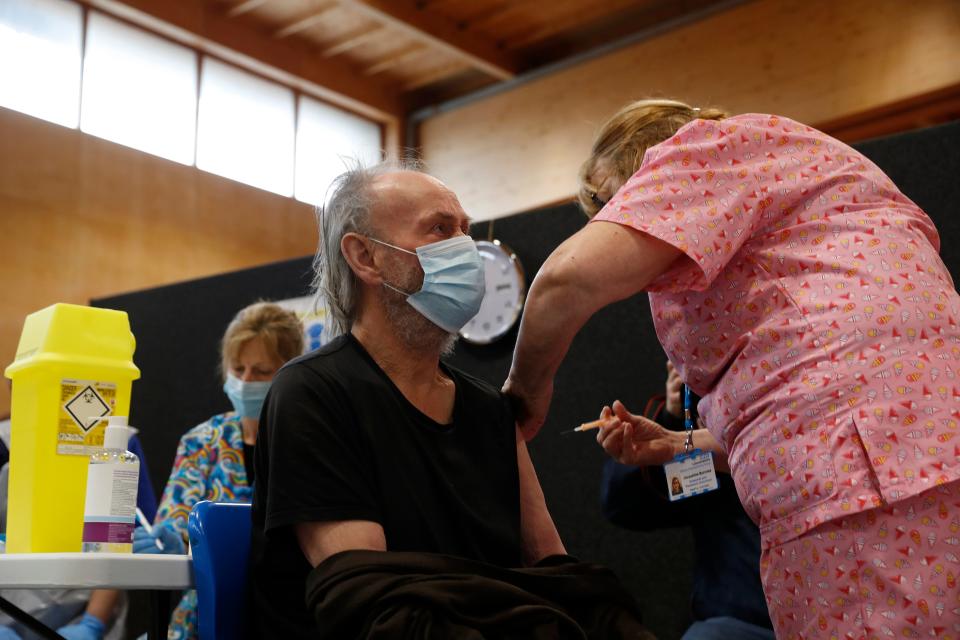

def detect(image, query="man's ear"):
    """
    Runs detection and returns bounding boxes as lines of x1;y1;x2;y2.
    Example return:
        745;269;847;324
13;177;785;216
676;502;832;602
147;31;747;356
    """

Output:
341;232;383;285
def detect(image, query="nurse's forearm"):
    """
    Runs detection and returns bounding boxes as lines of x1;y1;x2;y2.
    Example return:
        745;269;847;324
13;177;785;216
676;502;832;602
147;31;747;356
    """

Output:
509;259;593;393
508;222;681;393
85;589;121;624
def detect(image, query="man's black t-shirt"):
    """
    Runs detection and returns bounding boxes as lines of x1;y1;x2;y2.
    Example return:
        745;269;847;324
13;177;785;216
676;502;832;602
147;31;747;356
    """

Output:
248;334;522;639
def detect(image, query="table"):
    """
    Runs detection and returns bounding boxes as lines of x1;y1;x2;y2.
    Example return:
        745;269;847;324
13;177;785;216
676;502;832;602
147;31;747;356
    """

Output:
0;553;193;639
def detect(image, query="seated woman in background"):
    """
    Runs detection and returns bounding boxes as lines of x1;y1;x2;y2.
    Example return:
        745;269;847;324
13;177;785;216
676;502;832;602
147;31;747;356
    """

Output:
133;301;303;640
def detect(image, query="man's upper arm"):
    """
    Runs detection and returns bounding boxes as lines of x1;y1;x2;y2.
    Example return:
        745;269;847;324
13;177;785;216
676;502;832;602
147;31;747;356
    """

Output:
294;520;387;568
515;427;566;564
261;364;381;534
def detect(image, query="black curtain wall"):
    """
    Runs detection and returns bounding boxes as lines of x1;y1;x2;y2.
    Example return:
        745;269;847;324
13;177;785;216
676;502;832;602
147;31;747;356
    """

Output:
92;120;960;639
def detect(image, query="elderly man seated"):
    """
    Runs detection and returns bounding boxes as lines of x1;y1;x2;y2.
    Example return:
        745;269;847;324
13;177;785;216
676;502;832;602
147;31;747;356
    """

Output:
247;163;651;639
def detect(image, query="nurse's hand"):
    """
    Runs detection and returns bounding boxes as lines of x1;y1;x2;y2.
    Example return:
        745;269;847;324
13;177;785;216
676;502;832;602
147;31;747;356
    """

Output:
132;525;185;555
664;361;683;418
57;613;105;640
503;376;553;441
595;400;683;467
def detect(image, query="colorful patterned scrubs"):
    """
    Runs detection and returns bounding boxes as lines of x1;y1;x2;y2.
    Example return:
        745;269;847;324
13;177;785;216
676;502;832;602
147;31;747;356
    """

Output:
592;114;960;639
154;413;252;639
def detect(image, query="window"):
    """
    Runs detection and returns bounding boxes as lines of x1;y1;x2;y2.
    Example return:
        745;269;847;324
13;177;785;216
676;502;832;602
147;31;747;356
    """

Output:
81;13;197;165
196;58;295;196
0;0;384;201
295;96;383;205
0;0;82;128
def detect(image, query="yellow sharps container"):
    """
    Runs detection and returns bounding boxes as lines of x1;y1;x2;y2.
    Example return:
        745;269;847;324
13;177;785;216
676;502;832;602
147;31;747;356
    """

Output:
4;303;140;553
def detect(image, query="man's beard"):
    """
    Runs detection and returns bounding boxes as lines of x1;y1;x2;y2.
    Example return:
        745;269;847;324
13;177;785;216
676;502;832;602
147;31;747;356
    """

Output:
381;259;457;357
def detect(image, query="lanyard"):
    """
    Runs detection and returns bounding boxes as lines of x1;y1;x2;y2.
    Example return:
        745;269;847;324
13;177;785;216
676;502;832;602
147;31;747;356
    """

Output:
683;384;694;453
665;383;718;501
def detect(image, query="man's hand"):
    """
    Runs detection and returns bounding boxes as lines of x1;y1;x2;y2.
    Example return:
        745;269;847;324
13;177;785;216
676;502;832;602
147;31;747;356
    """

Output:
502;376;553;441
595;401;683;466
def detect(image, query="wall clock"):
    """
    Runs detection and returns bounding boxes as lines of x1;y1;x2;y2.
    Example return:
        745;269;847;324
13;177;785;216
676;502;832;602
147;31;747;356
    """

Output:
459;240;526;345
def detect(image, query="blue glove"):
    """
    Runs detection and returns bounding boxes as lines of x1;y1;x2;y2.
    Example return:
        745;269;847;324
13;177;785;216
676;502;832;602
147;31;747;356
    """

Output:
57;613;105;640
0;626;23;640
132;525;185;555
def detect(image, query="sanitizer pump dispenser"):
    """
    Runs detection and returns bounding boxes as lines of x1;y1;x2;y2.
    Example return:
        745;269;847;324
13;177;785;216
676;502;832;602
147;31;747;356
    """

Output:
81;416;140;553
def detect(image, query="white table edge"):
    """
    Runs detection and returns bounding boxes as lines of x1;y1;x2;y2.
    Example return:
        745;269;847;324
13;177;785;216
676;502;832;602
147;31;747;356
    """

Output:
0;553;193;590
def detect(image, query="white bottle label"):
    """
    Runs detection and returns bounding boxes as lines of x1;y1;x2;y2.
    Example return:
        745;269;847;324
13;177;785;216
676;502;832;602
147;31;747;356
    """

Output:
82;461;139;553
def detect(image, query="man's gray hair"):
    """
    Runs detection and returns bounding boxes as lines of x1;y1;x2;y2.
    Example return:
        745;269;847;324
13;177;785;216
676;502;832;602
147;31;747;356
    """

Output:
311;158;424;337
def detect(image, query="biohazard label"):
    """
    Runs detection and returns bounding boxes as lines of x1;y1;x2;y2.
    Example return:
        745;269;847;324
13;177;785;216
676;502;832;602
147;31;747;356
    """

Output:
59;379;116;455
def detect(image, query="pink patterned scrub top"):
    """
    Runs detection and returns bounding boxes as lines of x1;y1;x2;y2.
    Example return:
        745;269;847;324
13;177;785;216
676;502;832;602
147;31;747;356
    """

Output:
592;114;960;547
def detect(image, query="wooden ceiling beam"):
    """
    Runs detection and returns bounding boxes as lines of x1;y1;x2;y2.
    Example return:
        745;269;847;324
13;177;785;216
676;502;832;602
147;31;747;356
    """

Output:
321;24;384;57
363;44;427;75
413;0;464;9
402;60;469;91
503;0;634;50
455;1;518;31
339;0;521;80
272;2;339;39
227;0;268;18
81;0;403;120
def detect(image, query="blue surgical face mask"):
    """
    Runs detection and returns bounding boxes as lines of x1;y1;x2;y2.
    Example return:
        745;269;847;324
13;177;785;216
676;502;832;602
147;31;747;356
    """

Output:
370;235;486;333
223;374;272;419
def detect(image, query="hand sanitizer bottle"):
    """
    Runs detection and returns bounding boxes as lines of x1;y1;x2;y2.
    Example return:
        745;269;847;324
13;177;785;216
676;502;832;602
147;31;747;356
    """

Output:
81;416;140;553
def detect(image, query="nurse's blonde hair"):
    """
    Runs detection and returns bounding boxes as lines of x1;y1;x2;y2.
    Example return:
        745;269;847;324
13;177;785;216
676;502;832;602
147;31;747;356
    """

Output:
220;301;304;379
578;98;729;217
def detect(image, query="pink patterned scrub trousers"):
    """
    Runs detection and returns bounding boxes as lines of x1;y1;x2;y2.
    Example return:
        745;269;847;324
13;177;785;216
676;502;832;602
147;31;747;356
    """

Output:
762;480;960;639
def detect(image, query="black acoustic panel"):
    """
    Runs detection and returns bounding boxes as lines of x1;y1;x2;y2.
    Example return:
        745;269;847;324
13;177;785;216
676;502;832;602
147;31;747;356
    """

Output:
91;257;313;500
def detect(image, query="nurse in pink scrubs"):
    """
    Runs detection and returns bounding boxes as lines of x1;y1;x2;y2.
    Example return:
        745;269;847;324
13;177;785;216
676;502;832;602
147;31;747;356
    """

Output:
504;99;960;640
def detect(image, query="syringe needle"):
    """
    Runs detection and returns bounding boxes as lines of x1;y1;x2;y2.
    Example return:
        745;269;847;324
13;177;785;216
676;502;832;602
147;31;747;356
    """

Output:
560;418;605;435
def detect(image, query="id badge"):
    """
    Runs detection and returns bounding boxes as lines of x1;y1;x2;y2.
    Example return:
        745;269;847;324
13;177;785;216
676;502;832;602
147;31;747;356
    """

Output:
663;449;719;502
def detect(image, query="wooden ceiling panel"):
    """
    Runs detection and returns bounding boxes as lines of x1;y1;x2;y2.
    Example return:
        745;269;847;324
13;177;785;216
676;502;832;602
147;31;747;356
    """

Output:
444;2;540;41
342;31;426;66
515;0;733;66
339;0;522;79
222;0;267;18
498;0;656;50
392;48;463;82
401;60;473;91
319;24;388;58
284;4;374;42
109;0;746;119
239;0;326;26
407;0;509;27
402;66;499;110
363;42;430;76
424;0;653;45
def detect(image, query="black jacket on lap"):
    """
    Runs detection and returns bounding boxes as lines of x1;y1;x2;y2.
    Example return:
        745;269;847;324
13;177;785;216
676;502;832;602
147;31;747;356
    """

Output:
305;550;655;640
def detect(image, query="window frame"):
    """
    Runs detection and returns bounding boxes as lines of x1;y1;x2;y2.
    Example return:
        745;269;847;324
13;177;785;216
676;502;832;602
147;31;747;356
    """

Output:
0;0;385;198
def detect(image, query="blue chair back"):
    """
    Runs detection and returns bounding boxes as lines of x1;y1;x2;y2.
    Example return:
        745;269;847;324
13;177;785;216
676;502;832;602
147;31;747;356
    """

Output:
188;501;252;640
